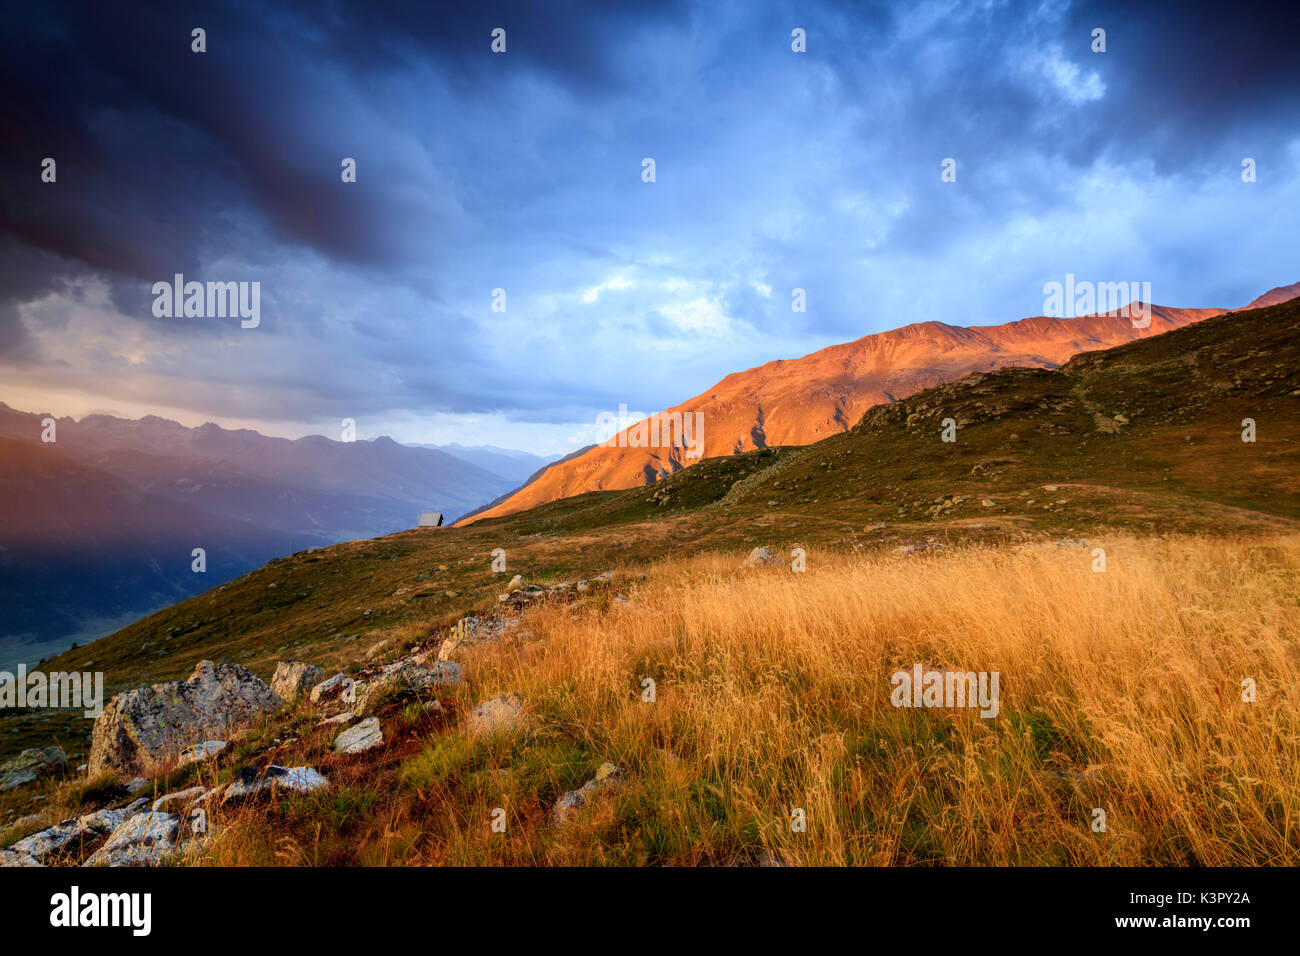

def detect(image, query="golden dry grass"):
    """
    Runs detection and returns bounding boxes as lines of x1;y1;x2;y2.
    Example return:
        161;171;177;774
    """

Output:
198;533;1300;866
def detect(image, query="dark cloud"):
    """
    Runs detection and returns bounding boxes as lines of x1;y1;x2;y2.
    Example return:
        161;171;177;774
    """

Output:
0;0;1295;445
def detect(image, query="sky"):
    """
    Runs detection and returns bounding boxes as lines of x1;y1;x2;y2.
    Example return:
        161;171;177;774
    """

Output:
2;0;1297;456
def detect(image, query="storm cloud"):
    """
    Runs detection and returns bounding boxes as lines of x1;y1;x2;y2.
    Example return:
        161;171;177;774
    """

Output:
1;0;1296;452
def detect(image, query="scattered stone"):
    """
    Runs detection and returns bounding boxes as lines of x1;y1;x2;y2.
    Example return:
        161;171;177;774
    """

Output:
553;762;624;825
318;711;354;726
981;499;996;507
0;848;41;867
365;640;391;660
465;693;524;736
121;798;151;818
309;673;349;704
0;747;68;791
84;812;181;867
354;661;462;717
433;616;505;662
152;787;207;813
334;717;383;754
12;820;91;860
88;660;281;776
271;661;325;704
12;805;135;862
0;853;41;868
82;806;136;830
221;766;329;803
178;740;227;768
507;574;523;589
742;547;776;568
125;777;151;795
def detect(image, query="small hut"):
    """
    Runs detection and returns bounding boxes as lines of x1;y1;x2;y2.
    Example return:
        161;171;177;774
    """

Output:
417;512;444;528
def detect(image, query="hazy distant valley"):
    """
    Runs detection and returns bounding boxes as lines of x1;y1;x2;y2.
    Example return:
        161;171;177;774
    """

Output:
0;405;553;668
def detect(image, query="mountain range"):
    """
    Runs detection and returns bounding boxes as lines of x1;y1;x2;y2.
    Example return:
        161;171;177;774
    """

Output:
0;409;540;665
4;281;1296;666
461;282;1300;524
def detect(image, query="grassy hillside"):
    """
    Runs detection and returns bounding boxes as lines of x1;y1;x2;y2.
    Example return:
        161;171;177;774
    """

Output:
1;297;1297;866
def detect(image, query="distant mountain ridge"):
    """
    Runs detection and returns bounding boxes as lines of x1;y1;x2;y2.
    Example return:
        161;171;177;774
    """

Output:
0;406;524;663
461;282;1300;524
415;443;556;486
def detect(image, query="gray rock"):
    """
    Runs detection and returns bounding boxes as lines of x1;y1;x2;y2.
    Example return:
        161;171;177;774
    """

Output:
742;547;776;568
88;660;281;776
11;806;129;861
433;617;504;662
271;661;325;704
553;762;624;825
334;717;383;754
84;812;181;867
0;848;41;867
221;765;329;803
125;777;151;794
465;693;524;736
0;747;68;791
12;820;91;860
79;807;132;831
354;660;462;716
152;787;208;812
177;740;227;768
309;673;349;704
318;711;354;726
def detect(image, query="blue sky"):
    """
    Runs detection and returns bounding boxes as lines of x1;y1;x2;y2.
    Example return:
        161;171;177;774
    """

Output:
2;0;1297;455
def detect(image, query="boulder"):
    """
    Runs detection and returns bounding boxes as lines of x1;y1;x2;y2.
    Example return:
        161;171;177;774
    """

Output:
466;693;525;737
88;661;281;776
0;747;68;791
84;812;182;867
333;717;383;754
271;661;325;704
742;547;776;568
